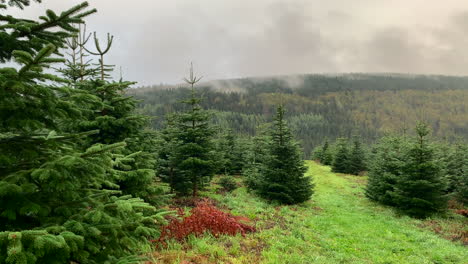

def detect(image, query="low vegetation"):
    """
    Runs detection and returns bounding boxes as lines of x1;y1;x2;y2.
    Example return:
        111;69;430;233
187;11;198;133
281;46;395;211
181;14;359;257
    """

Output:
149;162;467;264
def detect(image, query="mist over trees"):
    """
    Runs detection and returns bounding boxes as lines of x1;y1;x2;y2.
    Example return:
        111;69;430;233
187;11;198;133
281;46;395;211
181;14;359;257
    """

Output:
1;0;467;263
130;74;468;155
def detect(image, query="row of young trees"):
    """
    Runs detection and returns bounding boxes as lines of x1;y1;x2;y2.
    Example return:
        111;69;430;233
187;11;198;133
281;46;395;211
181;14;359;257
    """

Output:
312;137;367;175
313;124;467;218
366;123;467;218
0;2;314;262
156;69;314;204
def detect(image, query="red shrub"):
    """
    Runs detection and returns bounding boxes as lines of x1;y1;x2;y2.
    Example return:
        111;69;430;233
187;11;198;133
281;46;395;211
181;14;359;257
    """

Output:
157;199;256;245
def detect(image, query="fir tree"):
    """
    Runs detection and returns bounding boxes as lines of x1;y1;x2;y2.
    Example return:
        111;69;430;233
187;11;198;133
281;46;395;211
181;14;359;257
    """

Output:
157;114;181;194
311;145;323;162
257;105;313;204
443;143;468;204
391;123;447;218
348;137;367;175
167;64;216;196
58;25;166;205
214;130;246;175
243;133;271;191
365;135;408;205
331;138;350;173
0;2;169;263
321;140;333;165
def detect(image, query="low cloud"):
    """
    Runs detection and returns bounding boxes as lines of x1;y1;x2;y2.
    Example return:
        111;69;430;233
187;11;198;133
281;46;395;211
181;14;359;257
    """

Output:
5;0;468;85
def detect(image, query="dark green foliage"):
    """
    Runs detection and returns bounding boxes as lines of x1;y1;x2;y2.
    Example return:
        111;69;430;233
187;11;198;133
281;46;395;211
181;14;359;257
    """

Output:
219;176;238;192
131;74;468;156
311;146;323;161
159;65;216;197
366;124;448;218
348;138;367;175
365;136;409;205
242;131;271;192
390;123;447;218
0;2;96;63
332;138;350;173
320;141;333;165
0;2;168;263
213;130;247;175
443;143;468;204
255;106;313;204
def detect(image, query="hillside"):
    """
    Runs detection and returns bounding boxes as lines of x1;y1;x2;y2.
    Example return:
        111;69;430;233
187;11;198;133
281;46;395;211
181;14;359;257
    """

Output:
130;73;468;155
148;161;468;263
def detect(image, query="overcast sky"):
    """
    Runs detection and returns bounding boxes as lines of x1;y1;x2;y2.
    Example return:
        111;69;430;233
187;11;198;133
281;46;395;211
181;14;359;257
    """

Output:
6;0;468;84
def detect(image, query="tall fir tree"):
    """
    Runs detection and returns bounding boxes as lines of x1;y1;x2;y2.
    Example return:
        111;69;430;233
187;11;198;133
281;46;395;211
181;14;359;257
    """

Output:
0;2;169;263
58;25;167;205
256;105;313;204
390;123;447;218
162;64;216;196
331;138;350;173
348;137;367;175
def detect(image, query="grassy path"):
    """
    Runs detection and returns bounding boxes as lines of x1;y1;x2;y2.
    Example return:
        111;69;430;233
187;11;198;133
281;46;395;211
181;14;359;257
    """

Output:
152;161;467;264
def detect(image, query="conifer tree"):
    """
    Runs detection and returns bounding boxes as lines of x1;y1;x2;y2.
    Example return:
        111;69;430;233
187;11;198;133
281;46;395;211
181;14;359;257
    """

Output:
157;114;181;194
311;146;323;162
257;105;313;204
321;140;334;165
243;131;271;191
391;123;447;218
365;135;408;205
348;137;367;175
444;143;468;204
331;138;350;173
165;64;216;196
59;25;166;205
0;2;168;262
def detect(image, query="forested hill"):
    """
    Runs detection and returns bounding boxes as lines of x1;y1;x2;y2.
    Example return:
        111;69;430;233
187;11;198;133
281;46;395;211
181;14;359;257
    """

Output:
130;73;468;155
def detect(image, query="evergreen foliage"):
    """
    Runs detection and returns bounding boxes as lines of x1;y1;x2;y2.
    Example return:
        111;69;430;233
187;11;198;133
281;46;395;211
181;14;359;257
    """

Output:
159;64;216;196
365;136;409;205
443;143;468;204
219;176;238;192
242;131;271;192
255;106;313;204
0;2;168;263
331;138;350;173
213;130;247;175
348;137;367;175
320;140;333;165
390;123;447;218
366;124;448;218
131;74;468;155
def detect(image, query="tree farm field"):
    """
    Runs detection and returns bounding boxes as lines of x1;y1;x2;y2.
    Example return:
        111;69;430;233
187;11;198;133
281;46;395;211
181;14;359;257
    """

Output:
149;161;467;264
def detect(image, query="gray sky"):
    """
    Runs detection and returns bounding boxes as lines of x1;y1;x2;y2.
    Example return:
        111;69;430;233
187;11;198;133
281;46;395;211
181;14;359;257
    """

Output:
7;0;468;84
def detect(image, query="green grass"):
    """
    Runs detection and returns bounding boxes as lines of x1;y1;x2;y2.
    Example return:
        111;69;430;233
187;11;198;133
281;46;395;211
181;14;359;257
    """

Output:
150;161;467;264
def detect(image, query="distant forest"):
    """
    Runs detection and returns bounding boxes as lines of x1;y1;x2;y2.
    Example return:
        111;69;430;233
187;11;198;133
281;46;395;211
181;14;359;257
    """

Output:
130;74;468;155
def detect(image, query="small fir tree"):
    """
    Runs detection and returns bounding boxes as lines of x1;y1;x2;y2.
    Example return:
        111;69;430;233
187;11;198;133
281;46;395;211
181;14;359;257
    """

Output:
242;129;271;192
321;140;334;165
331;138;350;173
257;105;313;204
443;143;468;204
348;137;367;175
391;123;447;218
166;64;216;196
365;135;408;205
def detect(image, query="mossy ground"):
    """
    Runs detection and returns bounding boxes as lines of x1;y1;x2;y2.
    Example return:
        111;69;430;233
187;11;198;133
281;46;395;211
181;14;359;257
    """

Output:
148;161;467;264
